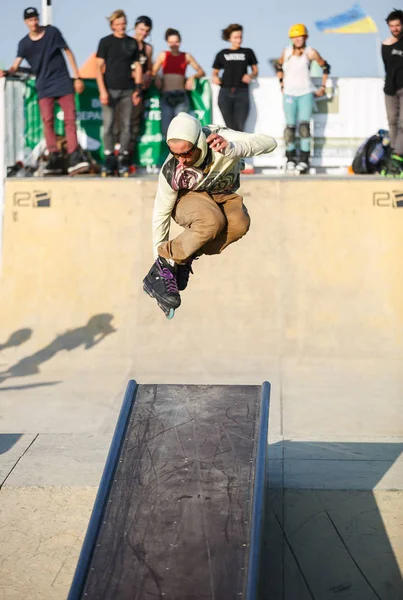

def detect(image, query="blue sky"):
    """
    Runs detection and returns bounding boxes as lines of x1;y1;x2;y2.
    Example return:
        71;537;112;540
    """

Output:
0;1;391;77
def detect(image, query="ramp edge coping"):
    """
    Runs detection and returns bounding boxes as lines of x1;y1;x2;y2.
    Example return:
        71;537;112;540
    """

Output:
245;381;271;600
67;379;139;600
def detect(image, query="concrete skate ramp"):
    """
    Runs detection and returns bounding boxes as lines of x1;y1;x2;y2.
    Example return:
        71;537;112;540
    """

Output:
1;178;403;387
0;177;402;599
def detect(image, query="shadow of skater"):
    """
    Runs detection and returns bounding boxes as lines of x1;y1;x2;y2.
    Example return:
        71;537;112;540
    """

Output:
0;329;33;352
0;314;116;385
0;434;22;455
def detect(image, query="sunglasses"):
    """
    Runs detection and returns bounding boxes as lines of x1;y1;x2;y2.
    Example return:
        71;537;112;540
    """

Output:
168;133;200;159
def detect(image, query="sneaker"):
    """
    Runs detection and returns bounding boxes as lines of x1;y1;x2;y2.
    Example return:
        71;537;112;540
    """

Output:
143;257;181;309
295;151;310;175
295;161;309;174
381;153;403;178
285;151;297;172
43;152;65;175
102;153;117;177
176;257;196;291
117;152;130;177
67;148;90;175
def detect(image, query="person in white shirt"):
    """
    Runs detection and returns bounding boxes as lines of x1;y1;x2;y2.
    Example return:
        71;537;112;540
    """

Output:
143;112;277;318
275;24;330;174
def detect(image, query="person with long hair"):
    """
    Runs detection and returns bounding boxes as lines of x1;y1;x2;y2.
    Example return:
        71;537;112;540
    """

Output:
152;28;205;137
275;24;329;174
212;24;258;132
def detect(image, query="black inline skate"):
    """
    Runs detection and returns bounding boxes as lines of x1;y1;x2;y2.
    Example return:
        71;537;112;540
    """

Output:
143;257;181;319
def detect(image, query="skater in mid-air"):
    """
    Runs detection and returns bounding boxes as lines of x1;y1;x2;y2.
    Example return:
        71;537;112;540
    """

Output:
143;112;277;318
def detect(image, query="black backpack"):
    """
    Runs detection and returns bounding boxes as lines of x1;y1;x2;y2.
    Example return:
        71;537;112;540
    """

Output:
352;130;390;174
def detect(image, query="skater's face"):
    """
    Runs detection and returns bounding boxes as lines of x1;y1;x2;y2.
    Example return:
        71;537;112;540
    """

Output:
135;23;151;41
167;35;181;53
229;30;242;49
388;19;403;39
292;35;307;48
168;140;201;165
111;17;127;37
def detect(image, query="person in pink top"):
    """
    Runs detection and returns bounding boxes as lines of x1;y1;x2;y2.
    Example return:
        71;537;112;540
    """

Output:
152;28;205;137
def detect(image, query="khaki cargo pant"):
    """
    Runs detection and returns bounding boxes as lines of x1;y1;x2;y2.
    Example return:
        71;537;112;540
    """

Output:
158;191;251;264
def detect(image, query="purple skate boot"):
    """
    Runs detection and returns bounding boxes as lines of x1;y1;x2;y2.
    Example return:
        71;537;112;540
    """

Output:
143;257;181;319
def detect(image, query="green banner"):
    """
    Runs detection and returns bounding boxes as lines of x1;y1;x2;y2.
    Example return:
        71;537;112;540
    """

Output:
24;78;212;167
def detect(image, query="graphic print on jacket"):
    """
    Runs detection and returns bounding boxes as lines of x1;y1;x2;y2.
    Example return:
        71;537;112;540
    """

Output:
162;130;242;194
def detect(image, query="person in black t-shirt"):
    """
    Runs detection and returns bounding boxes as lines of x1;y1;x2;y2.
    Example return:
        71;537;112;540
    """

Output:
0;6;89;176
212;24;258;133
96;9;142;176
381;9;403;177
131;16;154;166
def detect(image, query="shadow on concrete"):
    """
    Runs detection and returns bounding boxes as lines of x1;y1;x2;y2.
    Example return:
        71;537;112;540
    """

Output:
0;314;116;386
263;441;403;600
0;382;61;392
0;434;22;455
0;329;33;352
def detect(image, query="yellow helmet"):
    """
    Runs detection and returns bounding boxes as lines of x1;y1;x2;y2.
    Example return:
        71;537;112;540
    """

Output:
288;23;308;38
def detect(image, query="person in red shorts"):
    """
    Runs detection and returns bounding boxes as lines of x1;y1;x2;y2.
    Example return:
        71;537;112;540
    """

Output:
0;7;89;175
152;28;205;137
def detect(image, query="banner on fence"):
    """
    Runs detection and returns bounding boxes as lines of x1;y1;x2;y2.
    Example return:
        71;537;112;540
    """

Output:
24;78;212;166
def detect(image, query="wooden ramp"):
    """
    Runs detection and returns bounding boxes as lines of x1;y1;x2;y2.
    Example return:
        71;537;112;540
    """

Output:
68;382;270;600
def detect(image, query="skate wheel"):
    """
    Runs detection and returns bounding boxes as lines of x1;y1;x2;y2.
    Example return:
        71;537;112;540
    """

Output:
122;172;129;178
101;171;107;178
166;308;175;320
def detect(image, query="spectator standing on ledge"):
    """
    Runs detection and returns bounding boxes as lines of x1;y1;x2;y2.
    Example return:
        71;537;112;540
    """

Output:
131;16;153;165
381;9;403;177
212;24;258;132
96;10;143;177
275;24;329;175
0;7;89;176
152;28;205;138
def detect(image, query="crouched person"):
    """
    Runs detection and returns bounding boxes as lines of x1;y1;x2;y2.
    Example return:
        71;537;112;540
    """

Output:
143;112;277;318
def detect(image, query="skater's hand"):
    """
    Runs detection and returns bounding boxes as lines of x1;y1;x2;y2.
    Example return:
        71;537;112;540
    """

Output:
132;90;142;106
74;78;85;94
206;133;229;154
0;70;7;78
212;75;222;86
241;74;252;85
100;91;109;106
315;85;326;97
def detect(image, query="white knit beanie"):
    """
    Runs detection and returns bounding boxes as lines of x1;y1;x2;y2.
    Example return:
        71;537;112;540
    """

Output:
166;112;208;164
